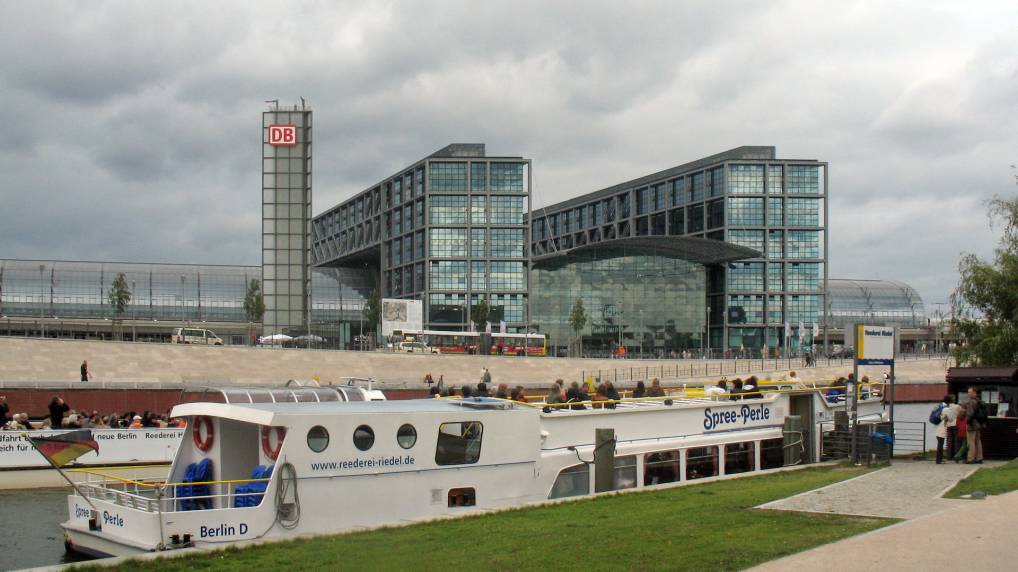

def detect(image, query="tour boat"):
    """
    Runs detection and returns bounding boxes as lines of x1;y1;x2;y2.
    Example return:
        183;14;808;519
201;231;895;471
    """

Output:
61;382;885;558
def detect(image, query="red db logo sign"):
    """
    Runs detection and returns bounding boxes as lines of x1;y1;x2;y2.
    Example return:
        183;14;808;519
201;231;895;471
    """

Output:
268;125;297;147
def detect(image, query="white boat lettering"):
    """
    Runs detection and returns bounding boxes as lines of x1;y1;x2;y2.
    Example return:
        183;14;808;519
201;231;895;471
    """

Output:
200;523;248;538
103;511;124;527
311;455;415;472
703;405;771;430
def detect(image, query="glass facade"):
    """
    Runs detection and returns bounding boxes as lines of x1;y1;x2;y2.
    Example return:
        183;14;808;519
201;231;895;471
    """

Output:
314;144;530;331
530;147;827;356
827;279;926;328
532;246;706;356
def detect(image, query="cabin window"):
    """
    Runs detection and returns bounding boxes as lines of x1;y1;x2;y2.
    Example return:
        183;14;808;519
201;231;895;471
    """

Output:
760;438;785;469
353;425;375;451
724;442;756;475
397;424;417;449
448;487;476;507
307;426;329;452
614;455;637;490
435;421;483;465
644;450;681;486
686;446;719;480
549;463;589;499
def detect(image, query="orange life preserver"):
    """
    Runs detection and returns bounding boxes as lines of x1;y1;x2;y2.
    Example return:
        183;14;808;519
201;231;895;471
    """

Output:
261;426;286;460
192;416;215;452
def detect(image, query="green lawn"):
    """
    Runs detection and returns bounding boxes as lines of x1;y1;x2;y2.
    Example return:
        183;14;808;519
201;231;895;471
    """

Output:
78;465;891;572
945;458;1018;498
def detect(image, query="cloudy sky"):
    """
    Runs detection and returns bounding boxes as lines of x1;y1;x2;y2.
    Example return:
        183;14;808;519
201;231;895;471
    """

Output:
1;1;1016;307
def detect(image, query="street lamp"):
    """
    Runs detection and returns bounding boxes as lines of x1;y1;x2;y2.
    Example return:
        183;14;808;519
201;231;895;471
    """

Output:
706;305;712;360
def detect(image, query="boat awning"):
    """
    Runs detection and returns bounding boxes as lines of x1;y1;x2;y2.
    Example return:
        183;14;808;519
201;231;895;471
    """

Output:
532;236;761;266
946;367;1018;385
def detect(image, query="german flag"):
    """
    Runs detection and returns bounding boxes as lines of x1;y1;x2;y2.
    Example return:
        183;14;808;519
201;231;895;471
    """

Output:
26;430;100;467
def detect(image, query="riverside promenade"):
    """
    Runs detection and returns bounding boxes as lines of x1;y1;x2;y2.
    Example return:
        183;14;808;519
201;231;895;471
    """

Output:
751;460;1013;571
0;337;950;390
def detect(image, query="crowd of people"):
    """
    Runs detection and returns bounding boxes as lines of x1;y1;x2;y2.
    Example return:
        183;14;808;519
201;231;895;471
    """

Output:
0;395;184;431
933;387;987;465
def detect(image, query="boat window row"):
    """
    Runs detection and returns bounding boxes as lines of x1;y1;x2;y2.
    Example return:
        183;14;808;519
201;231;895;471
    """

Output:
303;422;481;465
549;438;785;499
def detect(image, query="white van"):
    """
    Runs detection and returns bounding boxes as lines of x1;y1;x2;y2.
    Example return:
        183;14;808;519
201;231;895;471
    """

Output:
171;327;224;346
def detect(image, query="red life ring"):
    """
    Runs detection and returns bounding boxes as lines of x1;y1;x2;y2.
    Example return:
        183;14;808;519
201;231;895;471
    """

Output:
261;426;286;460
192;416;215;452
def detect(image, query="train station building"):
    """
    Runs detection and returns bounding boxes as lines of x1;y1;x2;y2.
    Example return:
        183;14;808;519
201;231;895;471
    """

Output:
0;103;932;355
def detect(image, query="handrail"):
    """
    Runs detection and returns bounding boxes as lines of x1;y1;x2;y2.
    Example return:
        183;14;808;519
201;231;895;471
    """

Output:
69;467;272;489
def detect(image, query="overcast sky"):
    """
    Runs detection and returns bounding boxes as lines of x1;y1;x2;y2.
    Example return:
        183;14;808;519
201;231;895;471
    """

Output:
1;1;1015;307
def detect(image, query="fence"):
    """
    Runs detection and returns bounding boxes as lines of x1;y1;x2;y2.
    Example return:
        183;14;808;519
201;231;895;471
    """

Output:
582;353;949;385
819;420;895;465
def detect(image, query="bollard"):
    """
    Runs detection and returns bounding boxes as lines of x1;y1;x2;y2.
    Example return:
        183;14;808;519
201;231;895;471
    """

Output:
593;428;616;493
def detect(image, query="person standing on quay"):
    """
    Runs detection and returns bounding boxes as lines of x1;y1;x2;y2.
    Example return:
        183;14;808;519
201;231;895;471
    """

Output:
80;360;92;383
964;387;985;464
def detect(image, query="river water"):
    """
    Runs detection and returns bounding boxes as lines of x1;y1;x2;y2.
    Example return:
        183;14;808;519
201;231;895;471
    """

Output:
0;487;94;570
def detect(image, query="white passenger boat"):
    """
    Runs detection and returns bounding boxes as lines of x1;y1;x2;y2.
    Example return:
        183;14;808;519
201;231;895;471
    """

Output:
61;383;885;558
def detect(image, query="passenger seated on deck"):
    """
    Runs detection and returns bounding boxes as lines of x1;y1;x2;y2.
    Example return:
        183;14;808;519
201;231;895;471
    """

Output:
429;386;441;398
591;384;610;409
744;376;763;399
860;376;871;399
475;383;490;397
495;383;510;399
729;379;744;401
825;378;846;403
632;381;646;398
646;378;666;397
546;384;564;405
566;382;589;410
706;380;727;397
605;382;620;409
461;385;474;398
510;386;527;403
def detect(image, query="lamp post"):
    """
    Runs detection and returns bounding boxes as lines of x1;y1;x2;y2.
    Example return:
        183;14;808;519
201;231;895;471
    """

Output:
131;280;136;342
706;305;712;360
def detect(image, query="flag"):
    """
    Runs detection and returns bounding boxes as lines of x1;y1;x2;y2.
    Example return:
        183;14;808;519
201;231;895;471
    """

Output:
26;430;99;468
469;320;475;333
499;320;507;334
798;320;805;340
784;321;791;339
485;321;492;334
812;321;820;337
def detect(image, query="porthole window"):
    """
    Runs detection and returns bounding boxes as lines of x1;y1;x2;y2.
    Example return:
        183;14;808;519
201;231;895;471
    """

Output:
307;425;330;452
397;424;417;449
353;425;375;451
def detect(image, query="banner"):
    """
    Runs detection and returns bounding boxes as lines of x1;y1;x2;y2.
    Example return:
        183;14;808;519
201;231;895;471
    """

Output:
0;428;183;469
381;298;424;336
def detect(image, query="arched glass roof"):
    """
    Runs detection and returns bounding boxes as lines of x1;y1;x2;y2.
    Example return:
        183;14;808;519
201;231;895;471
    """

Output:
827;279;926;328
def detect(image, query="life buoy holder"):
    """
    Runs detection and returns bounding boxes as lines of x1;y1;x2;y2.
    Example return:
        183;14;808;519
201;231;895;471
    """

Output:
192;416;214;452
261;426;286;460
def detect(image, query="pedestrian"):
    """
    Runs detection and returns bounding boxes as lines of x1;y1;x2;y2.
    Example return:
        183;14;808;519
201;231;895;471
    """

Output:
48;396;70;428
953;409;969;463
423;373;434;386
480;368;492;385
945;395;961;460
963;387;985;464
935;395;951;464
80;360;92;382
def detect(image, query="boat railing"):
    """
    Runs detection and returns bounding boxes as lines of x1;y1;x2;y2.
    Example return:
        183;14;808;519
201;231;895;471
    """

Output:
67;466;273;513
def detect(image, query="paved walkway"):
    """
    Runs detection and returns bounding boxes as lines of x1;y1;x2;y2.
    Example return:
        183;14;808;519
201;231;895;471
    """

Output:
750;488;1018;571
750;460;1012;571
758;459;999;519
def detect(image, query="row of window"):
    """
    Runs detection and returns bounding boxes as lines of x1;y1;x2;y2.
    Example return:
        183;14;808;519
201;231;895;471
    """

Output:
429;162;526;193
428;293;527;323
549;439;784;499
429;261;526;291
305;421;482;467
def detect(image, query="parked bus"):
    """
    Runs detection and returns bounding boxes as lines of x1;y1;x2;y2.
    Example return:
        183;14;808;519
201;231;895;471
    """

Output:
394;330;547;356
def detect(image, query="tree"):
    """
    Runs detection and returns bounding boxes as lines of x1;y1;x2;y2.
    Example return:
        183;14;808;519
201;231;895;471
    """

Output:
243;279;265;345
569;298;587;356
363;288;381;341
243;279;266;322
951;190;1018;366
471;298;490;327
108;272;132;317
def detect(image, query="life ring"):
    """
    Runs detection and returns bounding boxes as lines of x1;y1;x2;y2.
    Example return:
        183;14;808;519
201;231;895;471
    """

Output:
261;426;286;460
192;416;214;452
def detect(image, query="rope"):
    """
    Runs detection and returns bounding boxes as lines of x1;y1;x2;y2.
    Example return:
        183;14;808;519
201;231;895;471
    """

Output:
275;461;300;530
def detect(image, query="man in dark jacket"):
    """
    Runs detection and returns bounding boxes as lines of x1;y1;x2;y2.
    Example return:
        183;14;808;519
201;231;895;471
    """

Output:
963;387;984;464
48;397;70;428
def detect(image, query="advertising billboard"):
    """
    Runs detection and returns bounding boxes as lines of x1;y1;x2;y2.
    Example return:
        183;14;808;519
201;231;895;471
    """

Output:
381;298;423;336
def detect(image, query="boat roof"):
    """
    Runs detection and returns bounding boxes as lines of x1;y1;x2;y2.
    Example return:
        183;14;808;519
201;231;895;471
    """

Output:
172;397;524;425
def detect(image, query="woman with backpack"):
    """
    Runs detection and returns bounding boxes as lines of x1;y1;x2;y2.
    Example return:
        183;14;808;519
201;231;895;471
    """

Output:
934;395;952;464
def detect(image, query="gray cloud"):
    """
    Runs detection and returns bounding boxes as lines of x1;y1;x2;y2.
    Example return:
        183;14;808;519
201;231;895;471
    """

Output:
1;0;1016;306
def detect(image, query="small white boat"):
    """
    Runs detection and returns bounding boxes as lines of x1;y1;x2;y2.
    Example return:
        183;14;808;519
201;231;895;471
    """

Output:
61;383;884;558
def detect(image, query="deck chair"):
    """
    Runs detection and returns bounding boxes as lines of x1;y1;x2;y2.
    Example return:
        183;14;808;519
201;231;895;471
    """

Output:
189;458;214;510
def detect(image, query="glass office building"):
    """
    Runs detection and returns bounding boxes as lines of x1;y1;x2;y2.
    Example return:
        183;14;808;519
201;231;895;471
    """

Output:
530;146;827;356
312;144;530;331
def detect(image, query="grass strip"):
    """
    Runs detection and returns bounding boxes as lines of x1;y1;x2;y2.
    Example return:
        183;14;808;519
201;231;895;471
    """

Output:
944;458;1018;498
77;465;892;572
